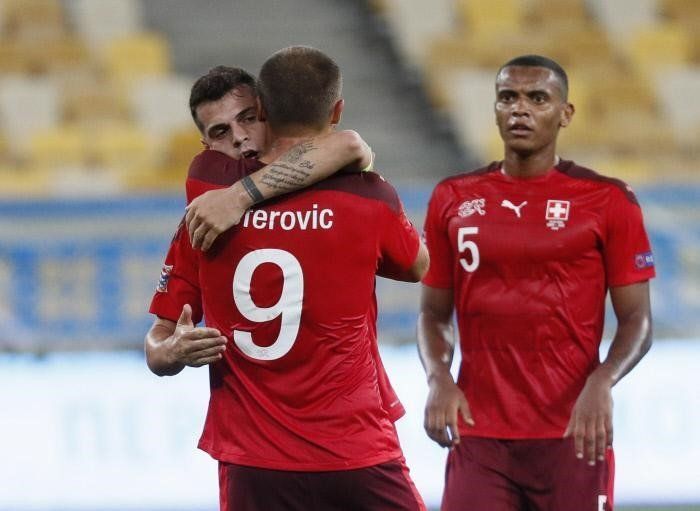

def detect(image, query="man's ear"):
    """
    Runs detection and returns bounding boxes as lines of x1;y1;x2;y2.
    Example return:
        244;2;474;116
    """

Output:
256;96;267;122
560;102;575;128
330;98;344;125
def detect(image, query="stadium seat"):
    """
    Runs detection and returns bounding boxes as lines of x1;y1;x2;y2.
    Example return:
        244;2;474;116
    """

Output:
654;68;700;146
64;0;143;50
103;32;170;83
162;128;204;172
587;0;659;44
454;0;524;37
381;0;455;67
586;71;657;116
28;125;87;169
0;165;52;197
0;0;65;41
0;76;60;157
442;69;500;159
583;156;655;184
129;75;192;143
540;25;613;69
60;74;131;125
660;0;700;27
0;37;88;75
625;24;692;75
526;0;590;27
92;123;158;172
0;41;32;74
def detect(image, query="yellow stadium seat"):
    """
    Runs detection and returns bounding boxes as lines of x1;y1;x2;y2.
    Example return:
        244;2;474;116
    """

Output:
661;0;700;26
454;0;524;36
1;0;65;40
0;166;53;197
585;156;655;185
0;37;88;74
103;32;170;82
541;26;613;69
92;123;158;172
28;125;87;169
162;128;204;170
0;42;31;74
626;24;692;75
527;0;590;26
61;75;131;124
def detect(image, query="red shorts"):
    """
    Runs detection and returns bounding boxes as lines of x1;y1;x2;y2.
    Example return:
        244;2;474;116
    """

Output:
218;457;426;511
442;437;614;511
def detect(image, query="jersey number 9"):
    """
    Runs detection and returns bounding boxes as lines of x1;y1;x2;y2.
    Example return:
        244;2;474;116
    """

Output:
232;249;303;361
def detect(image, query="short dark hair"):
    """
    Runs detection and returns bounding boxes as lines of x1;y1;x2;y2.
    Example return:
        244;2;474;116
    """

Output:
257;46;342;132
189;66;257;132
498;54;569;100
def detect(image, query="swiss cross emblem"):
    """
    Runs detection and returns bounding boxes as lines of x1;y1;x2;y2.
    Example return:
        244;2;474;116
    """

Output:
458;198;486;218
545;200;570;231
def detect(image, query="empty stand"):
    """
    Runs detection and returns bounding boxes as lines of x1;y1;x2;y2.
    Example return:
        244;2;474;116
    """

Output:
129;75;192;143
0;76;60;157
655;68;700;146
103;32;171;83
64;0;143;50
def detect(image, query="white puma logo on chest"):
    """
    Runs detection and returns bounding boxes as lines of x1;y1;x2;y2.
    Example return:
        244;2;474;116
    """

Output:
501;200;527;218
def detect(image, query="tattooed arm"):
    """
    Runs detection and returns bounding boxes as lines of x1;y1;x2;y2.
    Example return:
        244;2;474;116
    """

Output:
186;130;372;250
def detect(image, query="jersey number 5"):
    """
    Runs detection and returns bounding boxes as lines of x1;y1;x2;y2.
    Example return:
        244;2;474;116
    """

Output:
232;248;303;361
458;226;480;272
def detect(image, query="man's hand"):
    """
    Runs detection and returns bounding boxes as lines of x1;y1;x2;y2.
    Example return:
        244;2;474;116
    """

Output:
167;304;227;367
564;371;613;465
424;371;475;448
186;183;249;251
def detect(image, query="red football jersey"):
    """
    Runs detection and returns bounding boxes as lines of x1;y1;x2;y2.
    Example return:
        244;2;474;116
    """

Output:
422;160;656;439
151;150;418;470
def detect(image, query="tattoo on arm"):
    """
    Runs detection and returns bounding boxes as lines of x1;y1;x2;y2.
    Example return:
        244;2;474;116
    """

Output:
282;140;316;165
258;141;320;192
259;164;313;192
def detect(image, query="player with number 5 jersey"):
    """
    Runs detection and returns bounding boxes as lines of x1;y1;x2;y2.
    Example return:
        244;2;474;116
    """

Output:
419;55;654;511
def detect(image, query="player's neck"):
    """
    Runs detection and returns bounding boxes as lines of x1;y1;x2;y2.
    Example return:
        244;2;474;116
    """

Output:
501;150;560;178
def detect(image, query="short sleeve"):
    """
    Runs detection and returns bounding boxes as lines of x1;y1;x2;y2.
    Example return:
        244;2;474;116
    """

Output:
149;216;204;324
421;182;454;288
604;185;656;287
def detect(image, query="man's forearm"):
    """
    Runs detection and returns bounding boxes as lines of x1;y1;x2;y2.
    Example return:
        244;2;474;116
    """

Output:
241;130;370;205
418;312;455;381
417;286;457;381
595;312;652;386
594;282;653;386
185;130;371;251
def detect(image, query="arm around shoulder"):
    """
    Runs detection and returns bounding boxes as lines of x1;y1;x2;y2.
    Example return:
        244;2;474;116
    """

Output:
186;130;373;251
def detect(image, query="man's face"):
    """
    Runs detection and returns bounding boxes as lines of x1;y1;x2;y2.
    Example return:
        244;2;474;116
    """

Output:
494;66;573;157
195;85;266;159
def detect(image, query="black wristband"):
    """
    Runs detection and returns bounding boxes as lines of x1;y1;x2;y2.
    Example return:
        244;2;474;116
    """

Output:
241;175;264;204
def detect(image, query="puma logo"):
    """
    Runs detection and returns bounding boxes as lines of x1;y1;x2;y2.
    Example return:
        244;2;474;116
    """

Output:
501;200;527;218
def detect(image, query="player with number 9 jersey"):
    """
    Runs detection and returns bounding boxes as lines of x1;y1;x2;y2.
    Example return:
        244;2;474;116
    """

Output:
151;149;421;470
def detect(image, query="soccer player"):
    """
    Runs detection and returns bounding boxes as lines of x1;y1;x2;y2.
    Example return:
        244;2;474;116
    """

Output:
148;46;428;510
146;65;406;422
183;65;377;252
418;55;655;511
